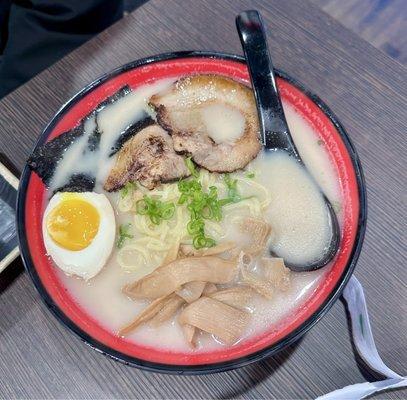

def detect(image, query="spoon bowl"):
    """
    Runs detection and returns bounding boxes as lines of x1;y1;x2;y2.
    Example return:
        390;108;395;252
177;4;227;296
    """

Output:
236;10;340;271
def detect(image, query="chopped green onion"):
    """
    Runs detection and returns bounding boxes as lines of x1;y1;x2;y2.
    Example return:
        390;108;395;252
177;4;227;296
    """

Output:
150;214;161;225
136;195;175;225
223;173;241;203
185;157;199;178
187;219;204;235
201;205;213;219
193;235;207;249
160;203;175;220
218;198;234;207
178;179;191;193
120;181;136;198
177;174;220;248
135;199;146;214
245;172;255;179
117;223;133;248
178;193;188;205
177;169;251;249
204;237;216;247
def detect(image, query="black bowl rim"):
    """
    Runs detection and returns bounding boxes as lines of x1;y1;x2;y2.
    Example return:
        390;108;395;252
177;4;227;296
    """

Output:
16;50;367;375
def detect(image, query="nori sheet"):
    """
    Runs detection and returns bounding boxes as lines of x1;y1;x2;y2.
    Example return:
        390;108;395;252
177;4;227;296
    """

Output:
109;114;155;156
54;174;95;193
28;85;133;192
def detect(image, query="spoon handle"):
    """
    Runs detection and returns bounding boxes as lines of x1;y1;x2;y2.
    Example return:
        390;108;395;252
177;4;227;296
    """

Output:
236;10;300;159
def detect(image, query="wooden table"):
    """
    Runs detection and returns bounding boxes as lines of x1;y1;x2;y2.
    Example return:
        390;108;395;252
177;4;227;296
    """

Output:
0;0;405;398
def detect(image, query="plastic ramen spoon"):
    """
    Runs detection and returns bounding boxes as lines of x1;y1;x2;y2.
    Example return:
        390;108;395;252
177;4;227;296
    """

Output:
236;10;340;272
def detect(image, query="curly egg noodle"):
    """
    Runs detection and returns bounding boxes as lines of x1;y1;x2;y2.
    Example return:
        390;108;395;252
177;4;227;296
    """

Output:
116;169;271;274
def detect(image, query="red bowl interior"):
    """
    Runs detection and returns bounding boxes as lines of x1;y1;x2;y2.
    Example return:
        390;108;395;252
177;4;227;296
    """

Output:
23;56;360;367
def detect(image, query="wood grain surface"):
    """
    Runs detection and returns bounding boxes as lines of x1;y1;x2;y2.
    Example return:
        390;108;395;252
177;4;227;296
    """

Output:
0;0;406;399
311;0;407;64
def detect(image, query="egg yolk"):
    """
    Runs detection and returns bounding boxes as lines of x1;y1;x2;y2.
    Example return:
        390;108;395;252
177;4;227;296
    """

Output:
46;198;100;251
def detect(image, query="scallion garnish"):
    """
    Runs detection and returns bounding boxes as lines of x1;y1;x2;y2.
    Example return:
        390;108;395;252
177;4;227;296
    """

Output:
177;164;249;249
224;173;242;203
185;156;199;178
136;195;175;225
177;175;219;249
117;223;133;248
120;181;136;198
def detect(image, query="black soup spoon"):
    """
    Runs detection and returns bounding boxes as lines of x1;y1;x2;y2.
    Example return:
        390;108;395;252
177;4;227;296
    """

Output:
236;10;340;272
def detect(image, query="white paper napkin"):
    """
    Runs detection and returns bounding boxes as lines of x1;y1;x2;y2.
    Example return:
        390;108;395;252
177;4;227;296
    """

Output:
316;276;406;399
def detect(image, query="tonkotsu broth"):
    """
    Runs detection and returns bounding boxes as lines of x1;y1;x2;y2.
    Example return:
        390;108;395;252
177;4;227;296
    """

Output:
251;151;331;265
53;78;341;352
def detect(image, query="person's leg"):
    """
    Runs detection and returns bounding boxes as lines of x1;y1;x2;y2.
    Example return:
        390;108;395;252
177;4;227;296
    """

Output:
0;0;123;98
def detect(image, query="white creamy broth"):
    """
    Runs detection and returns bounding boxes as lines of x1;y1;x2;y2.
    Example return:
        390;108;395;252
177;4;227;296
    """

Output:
53;79;342;353
251;151;331;265
284;103;340;205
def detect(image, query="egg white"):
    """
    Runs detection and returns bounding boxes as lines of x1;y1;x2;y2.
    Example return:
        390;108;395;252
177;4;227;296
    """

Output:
42;192;116;280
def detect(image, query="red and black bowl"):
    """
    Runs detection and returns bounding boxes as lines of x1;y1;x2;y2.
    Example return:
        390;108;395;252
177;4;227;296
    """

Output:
16;51;367;374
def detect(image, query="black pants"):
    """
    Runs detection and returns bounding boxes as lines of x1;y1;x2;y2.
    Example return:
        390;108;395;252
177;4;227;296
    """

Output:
0;0;124;98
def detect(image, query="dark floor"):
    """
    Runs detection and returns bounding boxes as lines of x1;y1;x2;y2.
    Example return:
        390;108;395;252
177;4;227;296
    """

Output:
125;0;407;65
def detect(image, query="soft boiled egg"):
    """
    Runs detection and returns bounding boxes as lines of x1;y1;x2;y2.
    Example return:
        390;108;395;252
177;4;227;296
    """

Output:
42;192;116;280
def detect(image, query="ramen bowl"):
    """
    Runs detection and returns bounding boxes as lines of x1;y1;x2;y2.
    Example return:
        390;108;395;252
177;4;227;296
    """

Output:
17;51;366;374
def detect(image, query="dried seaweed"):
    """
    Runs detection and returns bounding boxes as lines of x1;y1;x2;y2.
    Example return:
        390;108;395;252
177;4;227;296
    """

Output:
108;114;155;156
53;173;95;193
28;85;137;192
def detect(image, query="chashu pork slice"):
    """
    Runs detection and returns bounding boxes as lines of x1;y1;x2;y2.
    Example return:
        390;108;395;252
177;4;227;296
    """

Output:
104;124;190;191
123;256;237;300
149;74;261;172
